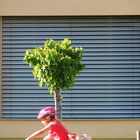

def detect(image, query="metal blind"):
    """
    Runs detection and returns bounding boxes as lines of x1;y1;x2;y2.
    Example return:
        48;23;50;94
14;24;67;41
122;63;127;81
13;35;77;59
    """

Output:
2;16;140;119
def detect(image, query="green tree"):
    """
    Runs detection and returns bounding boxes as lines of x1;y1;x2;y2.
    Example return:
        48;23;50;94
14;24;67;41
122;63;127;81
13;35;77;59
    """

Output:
24;38;85;121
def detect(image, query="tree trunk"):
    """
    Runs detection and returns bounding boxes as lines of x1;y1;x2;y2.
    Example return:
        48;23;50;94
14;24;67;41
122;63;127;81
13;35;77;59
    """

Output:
54;88;62;121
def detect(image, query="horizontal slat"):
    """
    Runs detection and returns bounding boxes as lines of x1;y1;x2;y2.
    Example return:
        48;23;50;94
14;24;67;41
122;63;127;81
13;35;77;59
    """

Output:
2;105;140;110
3;22;140;27
3;61;140;69
2;85;140;89
3;93;140;98
3;98;140;102
3;31;140;36
2;52;140;57
2;47;140;52
3;36;140;40
3;101;140;106
2;43;140;48
3;110;140;115
3;58;140;63
2;81;140;86
3;89;140;94
3;27;140;31
2;16;140;22
3;77;140;80
2;40;140;44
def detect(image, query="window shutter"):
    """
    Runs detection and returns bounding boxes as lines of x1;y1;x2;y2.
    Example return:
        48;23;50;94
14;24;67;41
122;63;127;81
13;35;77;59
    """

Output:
2;17;140;119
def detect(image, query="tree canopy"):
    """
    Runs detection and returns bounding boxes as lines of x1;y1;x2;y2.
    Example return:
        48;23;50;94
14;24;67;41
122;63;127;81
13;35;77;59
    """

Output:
24;38;85;94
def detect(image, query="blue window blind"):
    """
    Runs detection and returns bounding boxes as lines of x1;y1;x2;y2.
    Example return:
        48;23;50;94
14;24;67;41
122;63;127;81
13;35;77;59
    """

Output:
2;16;140;119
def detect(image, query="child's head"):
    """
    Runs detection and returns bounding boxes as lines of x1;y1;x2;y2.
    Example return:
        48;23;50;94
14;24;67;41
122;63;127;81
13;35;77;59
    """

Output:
37;106;56;124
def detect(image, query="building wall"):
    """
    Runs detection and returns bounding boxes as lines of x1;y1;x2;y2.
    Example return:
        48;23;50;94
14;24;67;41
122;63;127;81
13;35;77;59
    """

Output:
0;120;140;138
0;0;140;139
0;0;140;16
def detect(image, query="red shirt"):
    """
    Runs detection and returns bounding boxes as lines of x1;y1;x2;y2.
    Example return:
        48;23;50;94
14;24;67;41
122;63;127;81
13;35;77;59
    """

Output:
49;119;69;140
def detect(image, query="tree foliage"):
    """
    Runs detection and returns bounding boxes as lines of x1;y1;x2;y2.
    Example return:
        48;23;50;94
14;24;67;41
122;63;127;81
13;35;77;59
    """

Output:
24;38;85;94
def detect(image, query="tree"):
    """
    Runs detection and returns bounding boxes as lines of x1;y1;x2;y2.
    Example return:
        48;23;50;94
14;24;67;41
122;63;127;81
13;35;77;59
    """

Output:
24;38;85;121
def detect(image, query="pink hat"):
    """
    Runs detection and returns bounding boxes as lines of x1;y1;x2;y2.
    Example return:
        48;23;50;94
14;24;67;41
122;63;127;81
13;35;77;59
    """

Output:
37;106;56;119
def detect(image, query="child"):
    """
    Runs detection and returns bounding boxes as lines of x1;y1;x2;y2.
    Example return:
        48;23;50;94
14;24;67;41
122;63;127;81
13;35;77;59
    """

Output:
25;106;79;140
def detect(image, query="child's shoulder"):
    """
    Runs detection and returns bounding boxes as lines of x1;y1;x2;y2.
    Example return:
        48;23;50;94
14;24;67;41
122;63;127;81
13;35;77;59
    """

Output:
49;119;61;126
49;119;57;125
